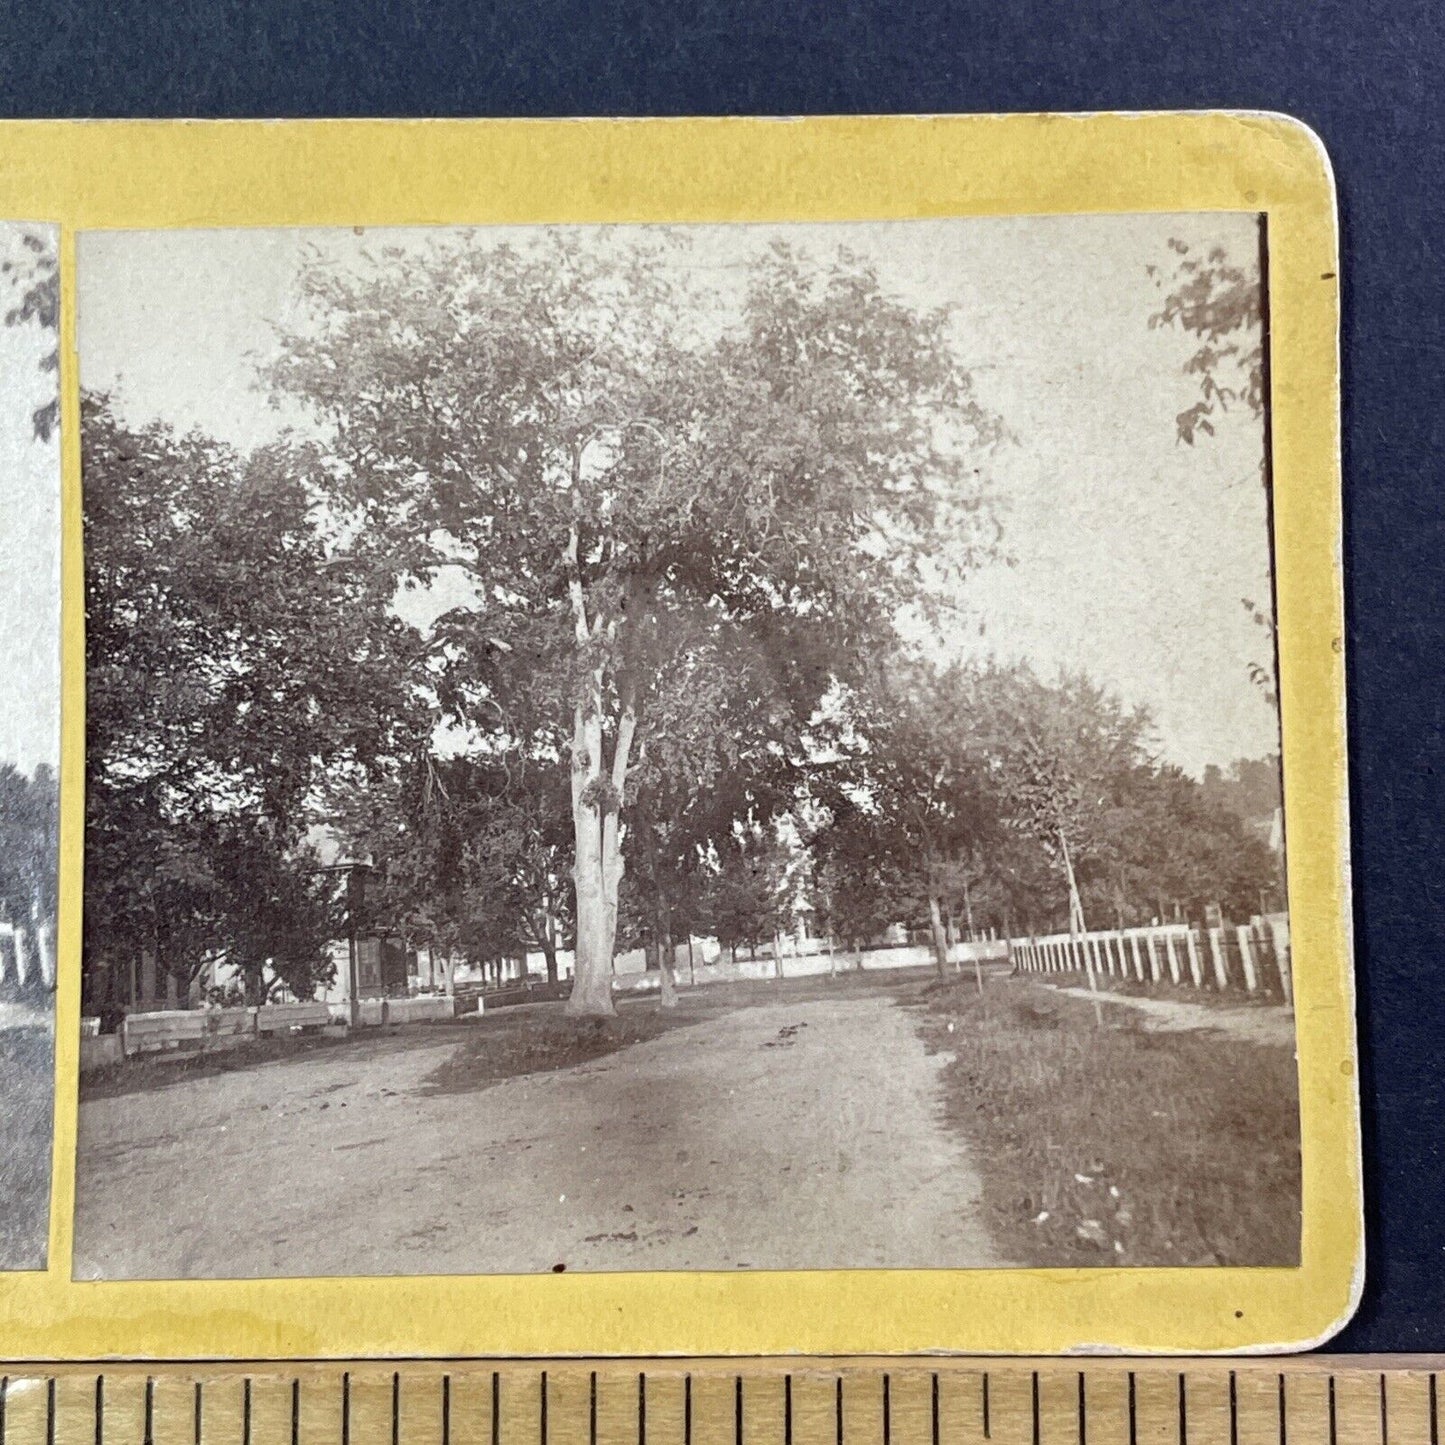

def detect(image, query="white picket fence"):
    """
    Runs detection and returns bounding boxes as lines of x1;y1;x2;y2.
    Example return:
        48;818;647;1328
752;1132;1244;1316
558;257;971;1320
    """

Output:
0;918;56;990
1010;916;1292;1004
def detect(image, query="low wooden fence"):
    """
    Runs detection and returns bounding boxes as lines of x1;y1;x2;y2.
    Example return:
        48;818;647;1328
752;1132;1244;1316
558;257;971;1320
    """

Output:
672;939;1011;987
84;995;459;1071
326;995;456;1026
118;1001;336;1057
1010;916;1292;1004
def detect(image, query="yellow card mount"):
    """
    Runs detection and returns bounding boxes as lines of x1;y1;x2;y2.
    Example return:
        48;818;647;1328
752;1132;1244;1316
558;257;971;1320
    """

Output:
0;113;1353;1360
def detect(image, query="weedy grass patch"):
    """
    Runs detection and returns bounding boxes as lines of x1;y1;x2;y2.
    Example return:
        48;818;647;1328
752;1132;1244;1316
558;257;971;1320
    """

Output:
0;1024;53;1267
917;977;1301;1266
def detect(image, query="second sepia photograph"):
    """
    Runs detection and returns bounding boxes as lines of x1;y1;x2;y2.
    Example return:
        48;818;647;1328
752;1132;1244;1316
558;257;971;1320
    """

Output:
72;215;1297;1281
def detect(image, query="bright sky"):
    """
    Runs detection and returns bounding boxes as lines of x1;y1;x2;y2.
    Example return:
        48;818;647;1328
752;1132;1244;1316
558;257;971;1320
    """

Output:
0;224;60;776
73;214;1279;777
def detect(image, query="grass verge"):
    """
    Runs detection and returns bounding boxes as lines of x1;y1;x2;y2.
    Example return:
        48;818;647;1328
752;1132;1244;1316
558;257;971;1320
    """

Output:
421;1003;700;1095
916;977;1301;1267
0;1024;53;1268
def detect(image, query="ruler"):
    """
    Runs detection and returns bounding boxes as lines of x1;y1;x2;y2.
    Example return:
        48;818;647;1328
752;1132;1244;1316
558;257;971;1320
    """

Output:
0;1359;1436;1445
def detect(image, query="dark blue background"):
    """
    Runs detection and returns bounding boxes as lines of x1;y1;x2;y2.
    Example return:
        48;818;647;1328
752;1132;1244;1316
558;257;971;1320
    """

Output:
3;0;1440;1353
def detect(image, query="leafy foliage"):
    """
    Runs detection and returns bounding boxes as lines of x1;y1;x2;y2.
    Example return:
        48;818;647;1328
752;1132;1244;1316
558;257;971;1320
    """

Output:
1;229;59;441
1149;233;1264;445
262;231;1003;1009
82;396;428;1004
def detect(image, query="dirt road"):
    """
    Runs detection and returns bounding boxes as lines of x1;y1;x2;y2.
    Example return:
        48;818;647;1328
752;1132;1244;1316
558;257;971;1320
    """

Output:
74;995;1003;1279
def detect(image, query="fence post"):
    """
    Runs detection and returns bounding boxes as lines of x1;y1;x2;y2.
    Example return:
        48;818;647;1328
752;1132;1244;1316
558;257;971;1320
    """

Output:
35;918;55;989
1208;926;1229;989
1144;931;1162;983
1236;925;1259;993
1185;929;1204;988
1162;930;1181;984
1129;932;1144;981
1268;917;1294;1006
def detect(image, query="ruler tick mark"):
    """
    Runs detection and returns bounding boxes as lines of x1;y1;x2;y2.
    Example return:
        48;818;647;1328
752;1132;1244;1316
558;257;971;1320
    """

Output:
1229;1373;1238;1445
1431;1375;1439;1445
983;1373;991;1440
736;1376;744;1445
1078;1372;1087;1445
492;1372;500;1445
931;1375;939;1445
1;1374;7;1445
443;1376;452;1445
1380;1373;1389;1445
589;1373;597;1445
45;1378;55;1445
785;1377;792;1445
143;1377;154;1445
393;1372;402;1445
883;1376;891;1445
243;1377;252;1445
685;1376;692;1445
1178;1374;1187;1445
836;1376;844;1445
1277;1374;1286;1445
94;1376;102;1445
1032;1373;1041;1445
290;1380;298;1445
1327;1377;1336;1445
542;1372;549;1445
638;1373;646;1445
343;1372;352;1445
1128;1373;1137;1445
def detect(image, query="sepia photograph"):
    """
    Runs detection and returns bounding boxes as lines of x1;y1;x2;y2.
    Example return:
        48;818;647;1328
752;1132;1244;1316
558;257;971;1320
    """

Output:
71;214;1298;1281
0;222;60;1271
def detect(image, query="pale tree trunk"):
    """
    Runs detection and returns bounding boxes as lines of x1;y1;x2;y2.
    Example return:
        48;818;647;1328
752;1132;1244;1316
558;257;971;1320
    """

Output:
771;929;785;984
539;908;560;984
926;893;951;979
657;933;677;1008
1058;826;1102;1026
565;658;637;1016
961;872;982;994
568;688;616;1017
656;892;677;1009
